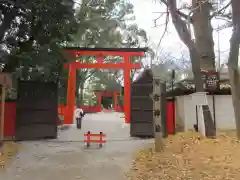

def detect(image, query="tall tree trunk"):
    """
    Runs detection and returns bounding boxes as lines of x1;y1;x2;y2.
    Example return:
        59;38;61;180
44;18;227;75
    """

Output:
79;82;85;106
167;0;216;137
190;0;216;137
227;0;240;138
192;0;215;71
76;81;85;107
75;69;97;107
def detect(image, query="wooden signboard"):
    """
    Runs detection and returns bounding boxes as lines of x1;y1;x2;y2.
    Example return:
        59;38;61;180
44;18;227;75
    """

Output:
151;66;164;152
204;71;219;91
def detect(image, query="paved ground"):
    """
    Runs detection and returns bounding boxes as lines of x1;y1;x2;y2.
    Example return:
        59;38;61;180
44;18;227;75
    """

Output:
0;112;152;180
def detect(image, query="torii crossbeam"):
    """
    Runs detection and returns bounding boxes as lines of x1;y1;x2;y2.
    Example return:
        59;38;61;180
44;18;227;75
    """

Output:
63;47;147;124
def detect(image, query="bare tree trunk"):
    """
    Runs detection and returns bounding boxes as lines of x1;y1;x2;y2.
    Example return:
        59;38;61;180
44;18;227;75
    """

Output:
192;0;215;71
189;47;204;91
167;0;216;137
227;0;240;138
167;0;203;90
79;83;85;106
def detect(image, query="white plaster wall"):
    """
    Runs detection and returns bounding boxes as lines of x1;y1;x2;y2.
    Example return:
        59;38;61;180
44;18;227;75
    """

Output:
179;95;236;130
182;95;214;130
215;95;236;129
183;95;195;130
175;96;185;131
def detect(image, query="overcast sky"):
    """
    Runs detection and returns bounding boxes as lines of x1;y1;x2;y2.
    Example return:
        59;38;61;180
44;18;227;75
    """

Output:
130;0;232;67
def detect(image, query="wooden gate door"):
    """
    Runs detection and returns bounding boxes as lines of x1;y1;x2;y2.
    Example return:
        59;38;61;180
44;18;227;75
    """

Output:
130;83;154;137
15;81;58;140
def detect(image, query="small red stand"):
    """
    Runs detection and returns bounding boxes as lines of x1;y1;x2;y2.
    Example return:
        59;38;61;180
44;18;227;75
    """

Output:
84;131;106;148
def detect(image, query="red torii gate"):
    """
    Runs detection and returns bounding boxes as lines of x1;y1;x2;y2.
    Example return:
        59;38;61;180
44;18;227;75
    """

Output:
94;90;122;112
63;47;147;124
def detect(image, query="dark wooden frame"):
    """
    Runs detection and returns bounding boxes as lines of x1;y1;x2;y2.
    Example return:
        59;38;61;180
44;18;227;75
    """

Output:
15;80;58;140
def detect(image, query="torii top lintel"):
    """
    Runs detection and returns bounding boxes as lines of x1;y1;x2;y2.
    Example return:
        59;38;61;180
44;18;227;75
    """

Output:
63;47;148;57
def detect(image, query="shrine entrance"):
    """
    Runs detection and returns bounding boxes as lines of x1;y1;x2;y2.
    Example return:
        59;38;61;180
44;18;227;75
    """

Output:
63;47;147;124
95;90;122;112
101;97;112;109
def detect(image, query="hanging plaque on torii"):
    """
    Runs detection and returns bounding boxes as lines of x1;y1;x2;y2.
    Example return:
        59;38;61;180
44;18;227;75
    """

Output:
63;47;147;124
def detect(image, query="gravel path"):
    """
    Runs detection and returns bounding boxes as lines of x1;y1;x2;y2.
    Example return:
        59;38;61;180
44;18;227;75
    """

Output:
0;112;151;180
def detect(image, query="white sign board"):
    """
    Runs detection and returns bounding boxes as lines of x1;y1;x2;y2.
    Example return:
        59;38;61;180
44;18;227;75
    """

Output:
191;92;208;106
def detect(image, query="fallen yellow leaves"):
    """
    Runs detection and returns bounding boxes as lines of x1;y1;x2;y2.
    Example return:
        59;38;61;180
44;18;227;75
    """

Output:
0;141;20;169
127;131;240;180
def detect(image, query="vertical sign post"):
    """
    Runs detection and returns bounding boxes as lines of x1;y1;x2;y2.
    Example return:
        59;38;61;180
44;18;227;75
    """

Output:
152;67;164;152
161;82;168;138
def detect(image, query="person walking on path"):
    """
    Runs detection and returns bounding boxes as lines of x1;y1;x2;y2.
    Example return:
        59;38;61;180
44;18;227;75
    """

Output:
75;108;85;129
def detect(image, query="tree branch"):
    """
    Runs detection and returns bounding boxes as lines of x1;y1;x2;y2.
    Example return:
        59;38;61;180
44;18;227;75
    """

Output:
159;0;191;21
210;0;232;19
167;0;192;48
156;8;169;53
85;69;97;80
